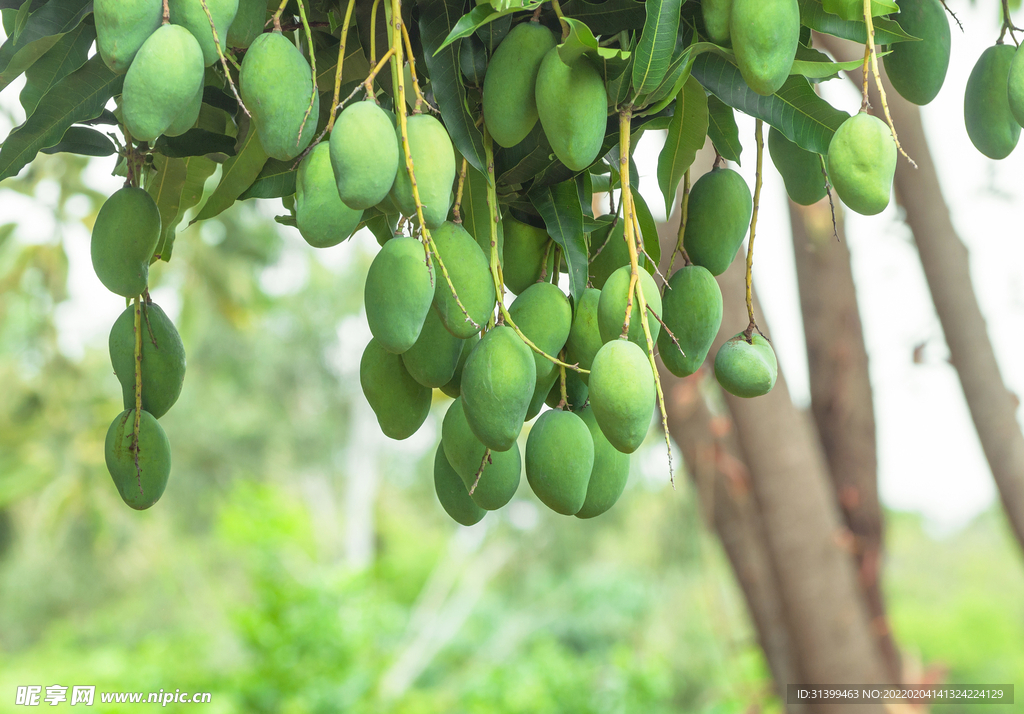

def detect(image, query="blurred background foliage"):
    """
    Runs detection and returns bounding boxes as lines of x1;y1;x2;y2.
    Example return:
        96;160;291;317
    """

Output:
0;147;1021;714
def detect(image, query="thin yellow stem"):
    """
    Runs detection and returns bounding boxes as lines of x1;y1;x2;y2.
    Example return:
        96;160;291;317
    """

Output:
401;22;429;114
295;0;317;147
550;0;569;40
556;354;568;410
370;0;382;65
327;0;357;132
863;0;916;167
132;296;144;494
200;0;248;115
162;0;169;23
666;170;690;277
272;0;289;31
745;120;764;334
483;127;505;310
453;157;468;223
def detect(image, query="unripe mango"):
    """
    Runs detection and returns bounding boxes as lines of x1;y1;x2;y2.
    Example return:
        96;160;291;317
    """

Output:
441;397;521;510
535;49;608;171
434;444;486;526
575;404;630;519
164;84;204;137
169;0;239;67
359;338;431;439
683;168;751;276
714;332;778;398
964;45;1020;159
526;409;594;515
460;326;536;451
526;370;558;422
95;0;163;75
431;222;495;339
105;409;171;510
827;112;896;216
657;265;723;378
731;0;799;95
545;367;588;411
565;287;602;385
588;339;655;454
364;236;435;354
296;143;363;248
227;0;265;48
508;282;572;407
597;265;662;348
391;114;456;228
483;22;558;148
109;302;186;419
440;333;479;398
588;218;647;289
402;309;465;388
240;31;320;161
1007;44;1024;128
122;25;206;142
883;0;950;106
502;215;553;295
767;127;826;206
91;187;160;297
330;100;399;210
702;0;732;44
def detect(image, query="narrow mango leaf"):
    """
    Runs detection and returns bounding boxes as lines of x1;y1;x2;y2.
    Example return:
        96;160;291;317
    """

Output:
0;0;91;91
458;161;504;261
474;13;512;53
631;188;661;270
313;28;369;92
154;129;237;159
790;43;891;80
0;55;123;182
560;0;647;33
705;93;741;163
362;211;398;245
799;0;915;44
238;159;297;200
822;0;898;21
633;24;689;110
156;155;218;262
632;0;682;96
39;125;114;156
148;155;188;262
578;171;593;218
435;3;538;54
191;127;268;223
19;20;93;116
657;75;708;215
529;179;587;306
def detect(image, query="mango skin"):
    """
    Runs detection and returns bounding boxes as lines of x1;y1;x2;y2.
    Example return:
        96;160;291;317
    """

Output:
440;333;479;398
827;112;896;216
364;236;435;354
526;409;594;515
95;0;163;75
883;0;950;106
588;339;655;454
565;287;602;385
392;114;456;228
91;187;160;297
768;127;826;206
545;367;588;411
434;444;486;526
240;31;320;161
575;404;630;519
460;326;537;452
109;302;186;420
296;143;363;248
535;49;608;172
657;265;723;378
702;0;732;44
431;222;496;339
359;338;431;440
227;0;265;49
730;0;799;95
169;0;239;67
714;332;778;398
964;45;1020;160
105;409;171;510
508;282;572;409
441;397;522;510
330;101;400;210
597;264;662;349
588;218;647;289
483;22;558;148
122;24;206;142
402;308;465;388
1007;44;1024;129
164;84;204;137
683;168;752;276
502;215;552;295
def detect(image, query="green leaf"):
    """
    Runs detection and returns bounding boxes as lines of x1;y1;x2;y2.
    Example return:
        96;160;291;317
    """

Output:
39;125;114;156
362;211;398;245
560;0;647;34
631;188;660;270
148;155;189;263
529;179;587;306
657;75;707;215
799;0;915;44
156;155;218;262
705;93;741;163
191;125;269;223
0;54;123;183
19;19;92;116
418;0;486;174
790;45;890;80
557;17;599;64
238;158;297;200
822;0;898;21
632;0;682;96
435;3;537;54
0;0;92;91
154;129;237;159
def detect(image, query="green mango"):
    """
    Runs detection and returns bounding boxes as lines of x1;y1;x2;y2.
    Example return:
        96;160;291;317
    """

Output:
483;22;558;148
702;0;732;44
169;0;238;67
240;31;320;161
227;0;265;48
588;218;647;289
364;236;435;354
597;265;662;348
359;338;431;440
122;25;206;142
683;168;752;276
434;444;486;526
402;309;465;388
526;409;594;515
883;0;950;106
330;100;400;210
508;282;572;404
94;0;163;74
460;326;536;451
767;127;826;206
565;287;602;385
1007;44;1024;128
730;0;799;95
91;187;160;297
588;339;655;454
441;397;522;510
105;409;171;510
440;333;479;398
431;222;495;339
964;44;1020;160
391;114;456;228
535;48;608;171
164;84;204;137
109;302;186;419
502;215;552;295
575;404;630;519
459;33;489;86
545;367;588;411
296;142;363;248
714;332;778;398
526;370;558;422
827;112;896;216
657;265;723;378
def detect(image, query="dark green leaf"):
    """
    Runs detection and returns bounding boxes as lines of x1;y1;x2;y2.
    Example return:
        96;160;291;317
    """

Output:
192;125;269;223
0;0;92;91
799;0;914;44
19;20;92;116
362;211;398;245
705;93;741;163
475;12;511;53
79;108;118;126
148;155;189;263
529;179;587;306
155;129;237;159
657;75;707;214
560;0;647;33
632;0;681;95
155;155;218;262
435;3;537;54
39;125;114;156
630;188;660;270
238;158;297;200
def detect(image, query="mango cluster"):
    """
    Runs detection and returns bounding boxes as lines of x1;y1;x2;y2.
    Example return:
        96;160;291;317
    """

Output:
964;42;1024;160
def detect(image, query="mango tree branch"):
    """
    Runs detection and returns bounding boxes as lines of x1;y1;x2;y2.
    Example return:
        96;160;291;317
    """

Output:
327;0;358;132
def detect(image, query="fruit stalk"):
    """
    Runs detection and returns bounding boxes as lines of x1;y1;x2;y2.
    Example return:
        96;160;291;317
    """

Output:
743;119;764;337
327;0;358;132
666;169;690;277
861;0;915;167
453;157;468;223
401;22;429;114
132;296;144;492
294;0;317;146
